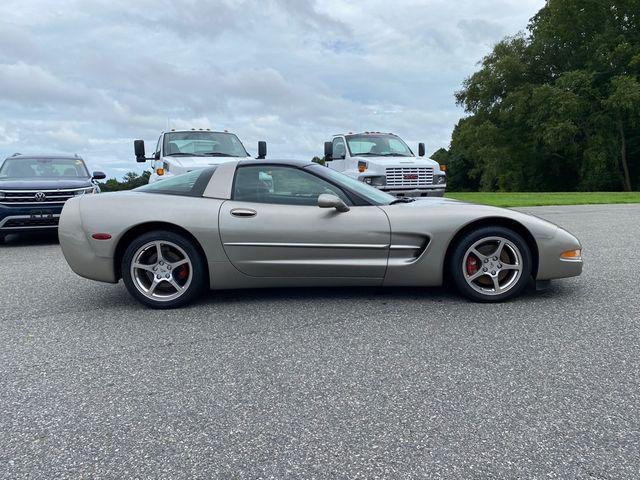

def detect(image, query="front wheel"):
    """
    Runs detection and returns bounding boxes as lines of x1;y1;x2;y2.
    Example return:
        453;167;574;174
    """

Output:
450;226;532;302
121;231;206;309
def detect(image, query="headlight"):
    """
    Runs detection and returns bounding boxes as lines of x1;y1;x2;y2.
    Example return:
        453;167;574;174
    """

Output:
433;175;446;185
74;187;98;196
362;176;386;186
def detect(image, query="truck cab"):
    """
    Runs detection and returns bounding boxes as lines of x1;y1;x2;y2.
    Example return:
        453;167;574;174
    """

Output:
135;129;265;183
324;132;446;197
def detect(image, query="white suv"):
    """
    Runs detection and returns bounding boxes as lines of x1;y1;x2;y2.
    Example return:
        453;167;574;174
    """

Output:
324;132;446;197
134;129;266;183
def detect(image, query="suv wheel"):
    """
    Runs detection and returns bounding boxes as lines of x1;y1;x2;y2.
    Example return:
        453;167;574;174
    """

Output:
121;231;206;308
450;226;532;302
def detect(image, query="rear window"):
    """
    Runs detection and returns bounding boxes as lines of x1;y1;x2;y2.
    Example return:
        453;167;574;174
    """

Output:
135;168;215;197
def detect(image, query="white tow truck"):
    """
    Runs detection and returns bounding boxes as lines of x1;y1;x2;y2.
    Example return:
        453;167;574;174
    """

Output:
323;132;446;197
134;129;266;183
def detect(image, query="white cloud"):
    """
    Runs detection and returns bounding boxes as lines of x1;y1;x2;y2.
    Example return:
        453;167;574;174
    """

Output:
0;0;545;178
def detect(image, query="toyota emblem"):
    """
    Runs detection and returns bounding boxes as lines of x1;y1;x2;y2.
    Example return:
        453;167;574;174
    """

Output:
34;192;46;202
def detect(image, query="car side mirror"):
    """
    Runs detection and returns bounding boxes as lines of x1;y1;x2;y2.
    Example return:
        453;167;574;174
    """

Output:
92;171;106;180
134;140;146;162
257;141;267;159
418;143;425;157
324;141;333;162
318;193;350;213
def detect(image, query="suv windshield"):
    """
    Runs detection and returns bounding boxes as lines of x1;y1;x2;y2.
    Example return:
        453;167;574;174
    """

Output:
163;131;248;157
346;134;414;157
0;157;90;179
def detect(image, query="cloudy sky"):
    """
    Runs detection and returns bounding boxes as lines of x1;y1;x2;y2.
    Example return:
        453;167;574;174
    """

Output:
0;0;544;178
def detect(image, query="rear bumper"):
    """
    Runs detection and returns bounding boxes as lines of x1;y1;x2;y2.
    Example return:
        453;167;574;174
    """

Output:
0;204;62;233
58;198;118;283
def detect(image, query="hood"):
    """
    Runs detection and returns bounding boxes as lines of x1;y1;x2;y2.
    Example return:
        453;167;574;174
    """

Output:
163;156;246;168
385;197;561;239
352;156;441;168
0;178;94;190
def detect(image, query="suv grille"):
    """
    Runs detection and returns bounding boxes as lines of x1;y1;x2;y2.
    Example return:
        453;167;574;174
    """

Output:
0;188;87;205
3;217;60;228
385;167;434;188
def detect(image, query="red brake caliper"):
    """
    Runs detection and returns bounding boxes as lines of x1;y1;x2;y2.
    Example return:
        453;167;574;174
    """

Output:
466;255;478;276
177;265;189;280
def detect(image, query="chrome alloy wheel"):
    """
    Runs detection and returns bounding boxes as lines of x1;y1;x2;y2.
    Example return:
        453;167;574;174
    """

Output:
130;240;193;302
462;236;524;296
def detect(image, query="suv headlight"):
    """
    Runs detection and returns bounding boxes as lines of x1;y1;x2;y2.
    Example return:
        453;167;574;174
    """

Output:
74;187;98;196
362;176;386;187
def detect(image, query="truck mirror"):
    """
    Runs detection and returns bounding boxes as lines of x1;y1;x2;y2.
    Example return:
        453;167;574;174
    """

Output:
324;142;333;161
92;171;106;180
257;141;267;159
134;140;146;162
418;143;426;157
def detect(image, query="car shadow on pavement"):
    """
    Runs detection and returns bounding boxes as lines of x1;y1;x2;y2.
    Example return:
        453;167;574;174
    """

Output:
199;285;466;306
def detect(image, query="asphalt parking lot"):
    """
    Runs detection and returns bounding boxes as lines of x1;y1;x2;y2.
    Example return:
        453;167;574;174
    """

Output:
1;204;639;479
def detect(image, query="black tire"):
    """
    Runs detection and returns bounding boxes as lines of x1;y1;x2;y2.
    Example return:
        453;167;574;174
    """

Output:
0;234;5;244
449;226;532;303
121;230;207;309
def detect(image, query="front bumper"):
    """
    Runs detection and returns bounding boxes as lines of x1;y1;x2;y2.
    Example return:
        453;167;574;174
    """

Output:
0;204;63;233
536;227;583;280
383;187;446;198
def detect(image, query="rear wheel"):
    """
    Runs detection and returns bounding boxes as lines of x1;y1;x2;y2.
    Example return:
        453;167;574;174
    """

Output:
450;226;532;302
121;231;206;308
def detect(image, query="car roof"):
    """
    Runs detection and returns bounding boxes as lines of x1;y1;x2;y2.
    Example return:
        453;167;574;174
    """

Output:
237;158;314;168
332;132;398;137
3;154;84;161
162;129;235;134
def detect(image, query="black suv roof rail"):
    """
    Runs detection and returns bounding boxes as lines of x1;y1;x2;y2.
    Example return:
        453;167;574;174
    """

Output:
11;152;21;157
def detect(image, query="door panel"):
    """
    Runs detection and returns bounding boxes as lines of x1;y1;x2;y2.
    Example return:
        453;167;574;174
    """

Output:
219;201;390;278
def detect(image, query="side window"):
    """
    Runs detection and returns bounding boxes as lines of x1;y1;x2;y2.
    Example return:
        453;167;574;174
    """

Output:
233;166;351;206
155;136;162;157
332;138;346;159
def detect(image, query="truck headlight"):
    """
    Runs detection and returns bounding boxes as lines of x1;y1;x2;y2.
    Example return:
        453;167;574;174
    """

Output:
363;176;386;187
433;175;446;185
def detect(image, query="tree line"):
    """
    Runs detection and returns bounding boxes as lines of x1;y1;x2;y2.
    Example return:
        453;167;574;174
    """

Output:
441;0;640;192
97;171;151;192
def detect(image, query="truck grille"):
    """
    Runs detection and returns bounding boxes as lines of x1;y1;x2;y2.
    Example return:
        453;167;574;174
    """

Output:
0;188;86;205
385;167;434;188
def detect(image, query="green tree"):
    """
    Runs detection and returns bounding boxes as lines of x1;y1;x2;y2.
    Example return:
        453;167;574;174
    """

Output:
98;171;151;192
449;0;640;192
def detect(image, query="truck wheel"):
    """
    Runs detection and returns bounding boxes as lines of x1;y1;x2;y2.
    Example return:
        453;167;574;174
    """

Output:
0;234;6;244
121;231;207;309
450;226;532;302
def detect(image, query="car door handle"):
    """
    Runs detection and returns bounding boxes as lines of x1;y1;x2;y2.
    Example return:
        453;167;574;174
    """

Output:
230;208;257;218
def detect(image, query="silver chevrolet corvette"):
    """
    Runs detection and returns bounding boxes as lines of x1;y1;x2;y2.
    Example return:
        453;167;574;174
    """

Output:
59;160;583;308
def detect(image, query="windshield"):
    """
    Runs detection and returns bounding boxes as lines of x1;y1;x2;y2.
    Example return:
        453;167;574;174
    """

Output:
307;164;396;205
163;131;248;157
346;134;414;157
0;157;90;179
